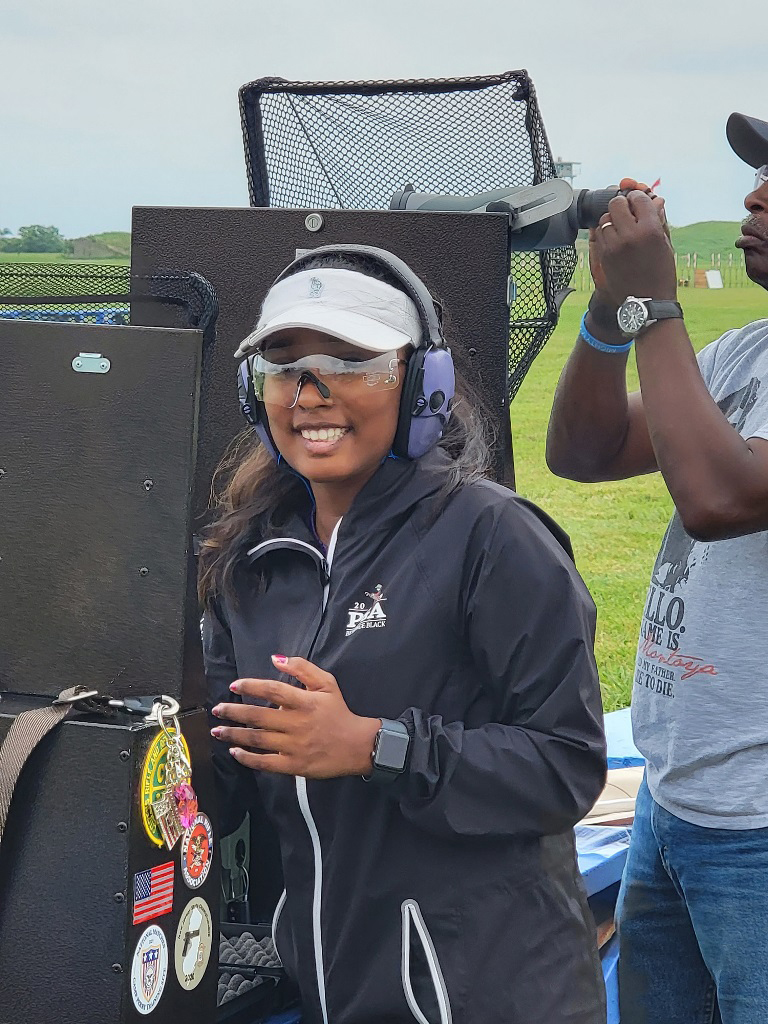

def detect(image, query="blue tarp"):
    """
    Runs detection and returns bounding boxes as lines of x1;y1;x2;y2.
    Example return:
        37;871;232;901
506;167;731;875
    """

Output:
575;824;631;897
580;709;640;1024
602;933;620;1024
604;707;644;769
575;822;631;1023
0;308;128;325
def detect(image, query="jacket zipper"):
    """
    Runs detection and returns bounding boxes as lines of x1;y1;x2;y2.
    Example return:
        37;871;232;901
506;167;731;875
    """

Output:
271;889;287;964
295;516;342;1024
401;900;453;1024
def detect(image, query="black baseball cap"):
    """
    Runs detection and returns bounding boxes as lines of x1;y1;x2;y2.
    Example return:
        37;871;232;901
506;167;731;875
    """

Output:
727;112;768;169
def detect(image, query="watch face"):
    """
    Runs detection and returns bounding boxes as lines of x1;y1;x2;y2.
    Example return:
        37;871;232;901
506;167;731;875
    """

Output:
375;726;410;772
618;299;648;334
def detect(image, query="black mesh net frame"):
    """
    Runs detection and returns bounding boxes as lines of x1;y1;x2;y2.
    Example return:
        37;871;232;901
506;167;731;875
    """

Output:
0;262;217;341
239;70;576;400
0;263;219;413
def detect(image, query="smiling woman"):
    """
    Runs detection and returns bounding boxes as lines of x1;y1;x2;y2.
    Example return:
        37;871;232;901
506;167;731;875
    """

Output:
199;252;490;598
253;331;407;501
198;246;607;1024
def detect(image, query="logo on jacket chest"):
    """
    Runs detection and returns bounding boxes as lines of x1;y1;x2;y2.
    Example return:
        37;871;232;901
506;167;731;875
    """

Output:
346;584;387;636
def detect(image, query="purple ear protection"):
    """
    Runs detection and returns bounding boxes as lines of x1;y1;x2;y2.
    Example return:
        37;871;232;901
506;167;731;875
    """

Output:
237;244;455;461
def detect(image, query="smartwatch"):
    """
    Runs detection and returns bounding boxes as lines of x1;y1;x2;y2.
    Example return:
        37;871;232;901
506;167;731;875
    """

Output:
363;718;410;784
617;296;684;338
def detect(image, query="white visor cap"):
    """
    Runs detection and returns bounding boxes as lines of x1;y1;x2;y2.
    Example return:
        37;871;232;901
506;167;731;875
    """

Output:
234;268;423;359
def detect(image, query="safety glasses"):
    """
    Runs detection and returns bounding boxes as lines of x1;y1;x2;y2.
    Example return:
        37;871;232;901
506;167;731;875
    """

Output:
250;350;402;408
755;165;768;190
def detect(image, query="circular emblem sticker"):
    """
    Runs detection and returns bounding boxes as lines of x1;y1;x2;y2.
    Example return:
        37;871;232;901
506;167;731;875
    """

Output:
131;924;168;1015
175;897;213;991
140;729;191;847
181;813;213;889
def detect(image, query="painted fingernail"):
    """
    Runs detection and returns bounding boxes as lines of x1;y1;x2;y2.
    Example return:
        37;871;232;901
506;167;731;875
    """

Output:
211;727;223;737
272;654;288;665
229;747;242;758
211;704;223;716
229;681;241;692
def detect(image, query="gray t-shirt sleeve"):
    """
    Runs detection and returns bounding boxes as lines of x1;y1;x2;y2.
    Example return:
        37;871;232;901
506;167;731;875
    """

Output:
697;328;768;440
696;330;738;387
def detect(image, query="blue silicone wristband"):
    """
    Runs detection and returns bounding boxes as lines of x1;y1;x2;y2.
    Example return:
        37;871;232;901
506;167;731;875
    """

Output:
579;312;634;354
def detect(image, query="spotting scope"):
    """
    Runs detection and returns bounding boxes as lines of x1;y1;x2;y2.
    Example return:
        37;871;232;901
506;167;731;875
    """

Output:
390;180;621;251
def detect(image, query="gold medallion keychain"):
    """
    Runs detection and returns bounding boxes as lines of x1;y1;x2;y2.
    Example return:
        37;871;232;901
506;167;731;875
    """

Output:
145;697;198;850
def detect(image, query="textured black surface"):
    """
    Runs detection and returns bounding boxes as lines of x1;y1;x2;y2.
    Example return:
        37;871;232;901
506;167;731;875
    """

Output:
218;932;280;1004
0;701;219;1024
217;925;298;1023
0;319;205;704
131;205;513;514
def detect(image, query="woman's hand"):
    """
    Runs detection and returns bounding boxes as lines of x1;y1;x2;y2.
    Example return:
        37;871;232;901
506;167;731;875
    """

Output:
211;655;381;779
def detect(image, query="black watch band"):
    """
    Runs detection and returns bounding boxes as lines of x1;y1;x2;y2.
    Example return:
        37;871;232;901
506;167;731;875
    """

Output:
362;718;410;784
587;293;619;326
645;300;684;322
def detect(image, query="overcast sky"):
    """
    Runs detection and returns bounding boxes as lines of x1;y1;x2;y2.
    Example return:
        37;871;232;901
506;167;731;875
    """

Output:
2;0;764;237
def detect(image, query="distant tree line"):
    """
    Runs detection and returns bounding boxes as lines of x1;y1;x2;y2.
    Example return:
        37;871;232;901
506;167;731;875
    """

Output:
0;225;73;253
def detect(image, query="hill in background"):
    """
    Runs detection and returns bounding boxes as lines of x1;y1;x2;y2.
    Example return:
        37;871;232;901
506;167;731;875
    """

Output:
576;221;743;257
668;221;743;255
70;231;131;259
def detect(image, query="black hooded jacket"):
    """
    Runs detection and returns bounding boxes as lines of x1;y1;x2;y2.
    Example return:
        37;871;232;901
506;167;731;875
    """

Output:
203;450;607;1024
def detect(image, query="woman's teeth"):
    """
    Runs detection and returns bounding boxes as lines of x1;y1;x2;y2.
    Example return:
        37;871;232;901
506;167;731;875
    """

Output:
300;427;348;442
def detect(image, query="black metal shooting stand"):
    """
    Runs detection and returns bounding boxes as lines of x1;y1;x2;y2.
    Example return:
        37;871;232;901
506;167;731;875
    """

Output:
0;314;220;1023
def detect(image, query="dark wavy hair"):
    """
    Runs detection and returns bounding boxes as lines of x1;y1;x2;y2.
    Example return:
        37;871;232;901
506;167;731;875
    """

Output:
198;253;497;605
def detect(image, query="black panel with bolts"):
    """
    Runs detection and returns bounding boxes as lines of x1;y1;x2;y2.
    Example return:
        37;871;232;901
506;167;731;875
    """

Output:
0;319;205;705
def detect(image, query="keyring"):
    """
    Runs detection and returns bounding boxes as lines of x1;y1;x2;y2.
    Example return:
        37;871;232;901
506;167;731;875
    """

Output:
160;709;192;772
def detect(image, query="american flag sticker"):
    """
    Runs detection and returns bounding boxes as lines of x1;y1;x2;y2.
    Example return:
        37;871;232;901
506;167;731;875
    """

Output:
133;862;174;925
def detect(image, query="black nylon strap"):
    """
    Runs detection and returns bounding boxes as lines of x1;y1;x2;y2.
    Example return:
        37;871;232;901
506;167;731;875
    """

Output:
0;687;92;847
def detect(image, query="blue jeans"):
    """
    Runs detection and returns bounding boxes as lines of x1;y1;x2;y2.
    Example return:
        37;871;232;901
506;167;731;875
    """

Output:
617;776;768;1024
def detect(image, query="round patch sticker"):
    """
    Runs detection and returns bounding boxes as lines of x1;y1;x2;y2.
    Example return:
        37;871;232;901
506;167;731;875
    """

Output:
140;729;191;847
131;924;169;1015
175;896;213;991
181;813;213;889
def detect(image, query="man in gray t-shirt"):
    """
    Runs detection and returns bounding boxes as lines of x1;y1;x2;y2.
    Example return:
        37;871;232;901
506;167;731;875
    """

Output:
633;323;768;829
547;112;768;1024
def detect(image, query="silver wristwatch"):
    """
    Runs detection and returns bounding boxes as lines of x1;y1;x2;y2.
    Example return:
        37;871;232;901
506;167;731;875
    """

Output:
617;296;684;338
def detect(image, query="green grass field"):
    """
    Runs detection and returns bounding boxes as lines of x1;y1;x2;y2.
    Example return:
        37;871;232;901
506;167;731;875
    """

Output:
0;252;128;264
510;287;768;710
